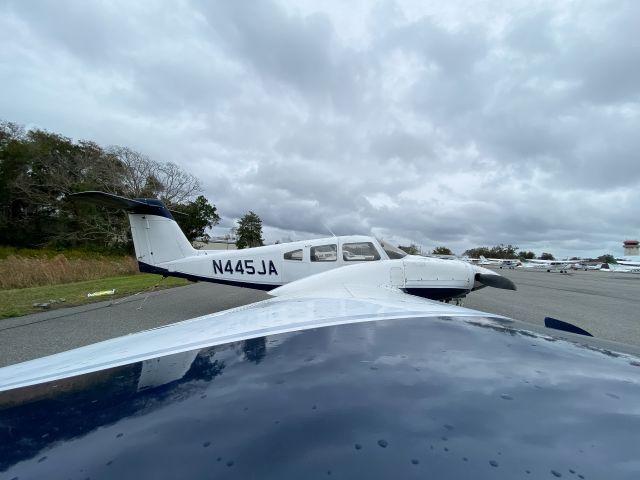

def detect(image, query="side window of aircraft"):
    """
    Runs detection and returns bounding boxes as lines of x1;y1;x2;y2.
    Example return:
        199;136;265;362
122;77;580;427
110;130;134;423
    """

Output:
310;244;337;262
342;242;381;261
283;249;303;261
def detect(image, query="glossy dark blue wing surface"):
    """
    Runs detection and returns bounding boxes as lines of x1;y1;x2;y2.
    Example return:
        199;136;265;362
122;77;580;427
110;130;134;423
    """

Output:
1;315;639;479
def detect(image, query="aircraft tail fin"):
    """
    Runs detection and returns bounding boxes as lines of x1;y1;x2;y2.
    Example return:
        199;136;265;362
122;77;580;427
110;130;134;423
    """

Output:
68;191;196;266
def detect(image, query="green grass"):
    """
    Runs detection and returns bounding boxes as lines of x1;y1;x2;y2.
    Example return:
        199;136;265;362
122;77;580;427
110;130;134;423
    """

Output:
0;274;191;319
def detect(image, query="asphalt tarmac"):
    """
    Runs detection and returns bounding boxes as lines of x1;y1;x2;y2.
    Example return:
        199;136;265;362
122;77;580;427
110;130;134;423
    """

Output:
1;268;639;367
0;283;268;368
464;267;640;347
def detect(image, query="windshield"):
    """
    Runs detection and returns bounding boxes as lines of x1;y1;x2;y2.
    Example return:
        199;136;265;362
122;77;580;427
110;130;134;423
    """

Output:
378;239;407;259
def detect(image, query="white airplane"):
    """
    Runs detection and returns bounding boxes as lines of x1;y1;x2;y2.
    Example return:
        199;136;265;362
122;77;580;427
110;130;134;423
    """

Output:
69;191;516;301
617;258;640;268
478;255;493;265
600;263;640;273
479;256;520;269
520;259;580;273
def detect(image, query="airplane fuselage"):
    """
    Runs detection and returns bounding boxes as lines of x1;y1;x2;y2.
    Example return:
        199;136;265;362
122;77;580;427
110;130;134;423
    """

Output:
68;192;516;301
140;235;384;290
140;235;508;300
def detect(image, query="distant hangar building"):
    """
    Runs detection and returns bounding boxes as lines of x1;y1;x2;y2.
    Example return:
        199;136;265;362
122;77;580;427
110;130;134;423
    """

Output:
623;239;639;256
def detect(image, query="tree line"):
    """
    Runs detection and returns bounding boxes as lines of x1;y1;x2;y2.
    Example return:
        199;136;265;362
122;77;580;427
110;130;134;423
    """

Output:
0;120;262;252
461;245;615;262
463;244;523;259
398;242;610;262
398;245;455;256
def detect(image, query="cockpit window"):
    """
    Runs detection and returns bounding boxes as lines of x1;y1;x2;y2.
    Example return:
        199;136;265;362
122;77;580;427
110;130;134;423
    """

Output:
378;239;408;259
284;249;303;261
311;244;337;262
342;242;381;261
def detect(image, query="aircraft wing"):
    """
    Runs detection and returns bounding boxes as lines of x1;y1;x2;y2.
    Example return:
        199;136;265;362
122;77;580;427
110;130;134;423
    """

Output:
0;259;513;392
0;293;482;392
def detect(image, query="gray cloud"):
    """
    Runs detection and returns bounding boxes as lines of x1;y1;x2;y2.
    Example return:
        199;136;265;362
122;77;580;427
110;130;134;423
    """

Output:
3;0;126;63
196;0;361;111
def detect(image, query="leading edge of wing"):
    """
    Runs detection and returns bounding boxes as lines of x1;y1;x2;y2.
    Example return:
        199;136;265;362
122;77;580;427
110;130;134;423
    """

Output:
0;295;491;393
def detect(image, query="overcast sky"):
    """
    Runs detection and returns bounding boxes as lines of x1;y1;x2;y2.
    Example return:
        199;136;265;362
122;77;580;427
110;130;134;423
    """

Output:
2;0;639;258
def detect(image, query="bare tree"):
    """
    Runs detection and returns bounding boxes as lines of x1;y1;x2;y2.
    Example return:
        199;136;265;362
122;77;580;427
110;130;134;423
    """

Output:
109;146;201;202
156;161;201;204
108;146;158;198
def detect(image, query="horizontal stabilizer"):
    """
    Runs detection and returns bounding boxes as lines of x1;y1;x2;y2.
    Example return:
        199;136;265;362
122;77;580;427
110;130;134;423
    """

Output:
68;191;174;219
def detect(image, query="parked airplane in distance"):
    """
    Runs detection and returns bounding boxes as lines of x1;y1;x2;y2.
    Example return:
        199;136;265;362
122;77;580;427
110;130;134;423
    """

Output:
478;255;493;265
617;258;640;268
68;192;516;301
520;259;581;273
478;256;520;269
600;263;640;273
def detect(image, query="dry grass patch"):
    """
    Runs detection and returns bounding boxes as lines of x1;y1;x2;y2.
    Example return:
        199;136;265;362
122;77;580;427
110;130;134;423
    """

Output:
0;254;138;289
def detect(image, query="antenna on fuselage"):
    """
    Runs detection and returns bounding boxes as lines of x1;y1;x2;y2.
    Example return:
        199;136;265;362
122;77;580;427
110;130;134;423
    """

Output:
323;223;337;238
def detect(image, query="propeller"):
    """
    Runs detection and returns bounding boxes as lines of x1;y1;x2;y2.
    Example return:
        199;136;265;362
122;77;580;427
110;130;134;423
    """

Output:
544;317;593;337
475;273;517;291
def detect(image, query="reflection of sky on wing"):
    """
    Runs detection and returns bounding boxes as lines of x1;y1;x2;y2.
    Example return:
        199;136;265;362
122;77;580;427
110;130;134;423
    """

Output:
3;316;640;479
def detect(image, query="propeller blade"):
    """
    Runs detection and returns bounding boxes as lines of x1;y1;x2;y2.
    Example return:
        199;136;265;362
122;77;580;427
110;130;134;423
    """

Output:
476;273;517;291
544;317;593;337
